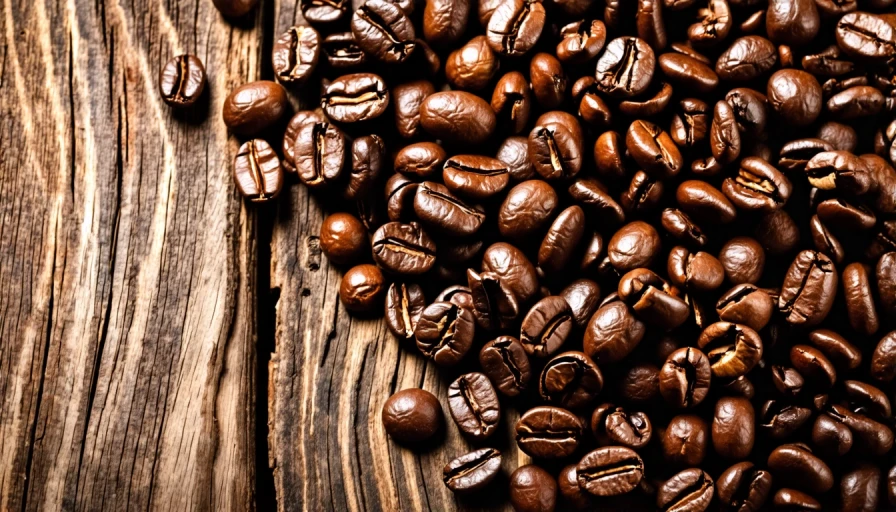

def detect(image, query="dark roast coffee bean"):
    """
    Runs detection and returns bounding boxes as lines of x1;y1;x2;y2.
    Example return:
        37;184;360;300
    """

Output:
419;91;496;145
716;284;773;331
627;120;683;178
385;173;417;221
843;263;878;335
766;0;819;45
486;0;546;56
808;329;862;372
825;403;894;455
320;212;367;265
322;32;366;68
528;112;583;180
662;208;708;247
817;198;876;231
481;242;539;306
498;180;558;239
716;36;776;81
351;0;415;63
413;181;485;236
779;138;833;172
593;131;626;179
835;12;896;62
393;81;435;139
698;322;762;379
516;405;583;458
491;72;532;135
716;462;772;512
725;88;768;136
657;469;714;512
667;246;724;292
844;380;891;420
530;53;566;109
479;336;531;396
448;372;500;439
579;231;605;273
619;268;690;330
521;296;574;358
817;122;857;152
372;222;436;275
423;0;469;46
828;86;884;120
596;37;655;98
659;53;718;93
678;181;737;224
767;70;822;126
443;155;509;201
768;443;833;494
538;206;586;274
272;26;320;85
557;19;606;64
790;345;836;389
282;110;325;173
446;36;497;91
872;331;896;382
415;302;475;366
159;55;206;108
619;81;673;117
295;122;347;189
496;136;536;180
754;209;800;255
509;465;557;512
321;73;390;123
344;134;384;200
443;448;502;494
385;282;426;340
718;237;765;285
591;403;652;449
812;413;853;456
773;488;821;510
662;414;708;466
620;171;664;214
877;253;896;318
670;98;709;148
660;347;711;408
779;250;837;326
233;139;283;202
539;351;603;408
840;465;880;512
222;81;288;135
688;0;731;45
558;465;592;510
382;388;443;443
560;279;601;328
618;363;659;404
568;180;624;226
607;221;661;272
805;150;872;194
810;214;844;265
722;157;791;212
712;397;755;459
577;446;644;496
395;143;445;180
340;264;386;312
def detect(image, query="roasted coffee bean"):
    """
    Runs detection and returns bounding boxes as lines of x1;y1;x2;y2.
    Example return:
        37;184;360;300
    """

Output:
698;322;763;379
767;70;822;126
442;155;509;201
577;446;644;496
662;208;708;247
716;462;772;512
688;0;731;46
423;0;468;46
393;81;435;139
584;299;646;364
579;231;605;273
808;329;861;372
301;0;348;22
528;112;583;180
779;250;837;326
842;263;878;335
340;264;386;312
636;0;666;49
716;36;776;81
445;36;497;91
282;110;325;173
828;86;884;120
510;465;557;512
790;344;837;389
809;214;844;265
619;81;673;117
659;52;718;93
754;209;800;255
620;171;664;214
538;206;586;274
840;465;880;512
486;0;546;56
872;331;896;382
618;363;659;404
234;139;283;202
295;121;346;188
419;91;495;145
657;469;714;512
394;142;445;179
372;222;436;275
660;348;711;408
677;180;736;224
779;138;834;172
812;413;853;456
568;180;624;226
766;0;819;45
516;405;583;458
415;302;475;366
596;37;655;98
817;198;876;231
436;285;474;309
559;279;600;328
670;98;709;149
667;246;725;292
773;488;821;510
825;403;894;455
321;73;390;123
722;158;791;212
413;181;485;236
844;380;891;420
591;403;652;449
725;88;768;137
385;173;417;221
222;81;288;135
322;32;366;68
498;180;558;239
481;242;539;306
520;296;574;358
320;212;368;265
491;72;532;135
213;0;259;17
443;448;501;494
877;253;896;318
558;465;591;510
662;414;708;466
627;120;683;179
836;12;896;62
817;122;857;152
350;0;415;63
557;19;606;64
716;284;773;331
607;221;661;272
159;54;206;108
619;269;690;330
382;388;443;443
805;150;872;195
712;397;755;459
448;372;500;439
272;26;320;85
593;131;627;179
768;443;833;494
344;134;385;200
496;136;535;180
530;53;566;109
479;336;531;396
385;282;426;340
539;351;603;408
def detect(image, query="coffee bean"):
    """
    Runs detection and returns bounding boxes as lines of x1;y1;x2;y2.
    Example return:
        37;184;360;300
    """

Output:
382;388;443;443
223;81;288;135
716;36;776;81
872;331;896;382
320;212;368;265
539;351;603;408
774;488;821;510
435;285;474;309
716;284;773;331
479;336;531;396
233;139;283;202
809;329;862;372
620;171;664;214
779;250;838;326
557;19;606;64
698;322;763;378
627;120;683;178
877;253;896;318
768;443;833;494
498;180;559;239
213;0;258;17
659;52;718;93
491;72;532;135
716;462;772;511
443;448;502;493
596;37;655;98
528;111;583;180
384;282;426;340
767;0;819;44
558;465;592;510
843;262;878;335
662;414;708;466
415;302;475;366
559;279;601;328
755;209;800;254
661;208;708;247
591;403;652;449
712;397;755;459
340;264;386;312
520;296;574;358
442;155;510;201
322;73;390;123
619;81;674;117
393;81;435;139
576;446;644;496
448;372;500;439
372;222;436;275
657;469;714;512
413;181;485;236
272;26;320;85
840;465;881;512
486;0;546;56
344;134;385;200
688;0;731;45
496;136;535;180
767;70;823;126
295;121;346;188
159;54;206;108
446;36;497;91
516;405;583;458
510;465;557;512
322;32;366;68
568;180;624;226
667;246;725;292
419;91;496;145
836;12;896;62
619;268;690;330
660;347;711;408
722;157;791;212
538;206;586;274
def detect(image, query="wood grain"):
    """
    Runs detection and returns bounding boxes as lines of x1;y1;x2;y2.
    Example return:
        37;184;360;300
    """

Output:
266;5;525;512
0;0;260;510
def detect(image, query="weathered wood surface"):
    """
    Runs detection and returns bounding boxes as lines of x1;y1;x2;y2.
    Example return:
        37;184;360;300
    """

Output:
0;0;260;510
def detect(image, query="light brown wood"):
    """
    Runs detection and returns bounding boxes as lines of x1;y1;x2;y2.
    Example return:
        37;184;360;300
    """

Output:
0;0;260;510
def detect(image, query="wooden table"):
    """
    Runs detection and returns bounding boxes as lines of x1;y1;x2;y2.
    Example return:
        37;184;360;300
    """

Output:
0;1;524;509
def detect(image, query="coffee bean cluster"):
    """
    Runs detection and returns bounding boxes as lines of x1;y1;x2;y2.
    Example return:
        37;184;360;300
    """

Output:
168;0;896;509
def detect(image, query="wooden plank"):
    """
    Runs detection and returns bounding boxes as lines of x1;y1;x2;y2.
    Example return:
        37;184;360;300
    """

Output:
0;0;261;510
266;5;525;511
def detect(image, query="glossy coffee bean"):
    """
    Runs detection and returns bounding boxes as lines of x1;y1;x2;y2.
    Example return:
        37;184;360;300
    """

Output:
596;37;655;98
233;139;282;202
872;331;896;382
577;446;644;496
607;221;661;273
722;158;791;212
448;372;500;440
840;465;880;512
528;111;583;180
812;413;853;456
620;171;663;214
295;121;347;189
717;462;772;512
843;262;878;335
661;208;708;247
660;348;711;408
372;222;436;275
754;209;800;255
698;322;762;379
716;284;773;331
627;120;683;179
591;403;652;449
538;206;586;274
509;465;557;512
272;26;320;85
413;181;485;237
835;12;896;62
443;448;501;494
491;72;532;135
415;302;475;366
618;363;659;404
662;414;708;466
560;279;601;329
530;54;567;108
394;142;445;179
677;180;736;224
618;269;689;331
659;52;718;93
479;336;531;396
159;54;206;108
558;465;591;510
320;212;368;265
779;250;837;326
667;246;724;292
446;36;497;91
384;282;425;341
767;70;822;126
712;397;755;460
322;32;365;68
321;73;390;123
442;154;509;201
339;264;385;312
539;351;603;408
222;81;288;135
498;180;558;239
520;296;573;358
486;0;546;56
557;19;606;64
516;406;583;458
393;81;435;139
584;299;646;364
767;443;833;494
657;469;714;512
716;36;776;81
382;388;443;443
419;91;496;145
877;253;896;318
773;488;821;510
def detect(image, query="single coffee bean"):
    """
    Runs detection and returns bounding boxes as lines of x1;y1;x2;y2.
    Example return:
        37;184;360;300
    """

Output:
677;180;737;224
538;206;586;274
620;171;664;214
509;465;557;512
394;142;445;179
481;242;539;306
272;26;320;85
627;120;683;178
687;0;731;45
413;181;485;237
233;139;283;202
660;347;711;408
558;465;592;510
393;81;435;139
496;136;536;180
568;179;625;226
222;81;288;135
442;154;510;201
385;173;417;221
340;264;386;312
520;296;574;358
539;351;603;408
443;448;502;494
828;86;884;120
773;488;821;510
491;72;532;135
670;98;709;148
343;134;384;200
468;269;521;331
698;322;763;379
596;37;655;98
636;0;666;49
320;212;368;265
556;19;606;64
385;282;426;340
159;54;206;108
372;222;436;275
618;363;659;404
716;462;772;512
835;12;896;62
722;157;791;212
479;336;531;396
842;263;878;335
607;221;661;272
662;208;708;247
448;372;500;440
808;329;862;372
716;284;773;331
282;110;325;173
382;388;443;443
516;405;583;458
419;91;496;145
790;344;837;389
445;36;497;91
726;88;769;136
530;53;567;109
576;446;645;496
591;403;652;449
321;73;390;123
872;331;896;382
560;279;601;328
322;32;366;68
657;469;714;512
844;380;891;420
350;0;415;63
423;0;469;46
768;443;833;494
817;122;858;152
528;111;583;180
498;180;559;239
579;231;605;273
593;131;627;179
486;0;546;56
662;414;708;466
754;209;800;255
767;70;822;126
659;52;718;93
619;81;674;117
296;122;347;189
584;299;646;364
716;36;776;81
840;465;881;512
766;0;819;45
779;250;837;326
810;214;844;265
763;403;815;438
619;268;690;330
712;397;755;459
667;246;725;292
812;413;853;456
415;302;475;366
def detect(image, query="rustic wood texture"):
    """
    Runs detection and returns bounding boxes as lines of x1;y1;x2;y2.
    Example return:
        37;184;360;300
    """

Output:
266;5;526;512
0;0;260;510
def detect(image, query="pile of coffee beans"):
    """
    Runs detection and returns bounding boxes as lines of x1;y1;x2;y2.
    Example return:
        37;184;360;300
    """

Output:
170;0;896;509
